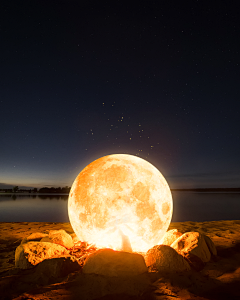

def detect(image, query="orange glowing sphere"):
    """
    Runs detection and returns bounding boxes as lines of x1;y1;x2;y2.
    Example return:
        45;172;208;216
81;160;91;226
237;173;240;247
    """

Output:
68;154;173;252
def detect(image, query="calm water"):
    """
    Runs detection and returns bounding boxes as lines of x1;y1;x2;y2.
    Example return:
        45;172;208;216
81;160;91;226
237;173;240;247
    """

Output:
0;192;239;222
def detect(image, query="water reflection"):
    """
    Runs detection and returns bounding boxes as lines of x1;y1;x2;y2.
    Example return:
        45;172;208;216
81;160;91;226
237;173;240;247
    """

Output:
0;193;69;222
37;195;68;200
171;191;240;222
0;192;239;222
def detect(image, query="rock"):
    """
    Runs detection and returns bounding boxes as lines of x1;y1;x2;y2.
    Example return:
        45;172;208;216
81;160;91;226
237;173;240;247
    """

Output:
203;234;217;256
83;248;148;277
182;252;205;271
145;245;191;272
12;256;81;287
21;232;48;245
160;229;183;246
171;232;211;262
15;241;69;269
41;229;74;249
30;256;81;285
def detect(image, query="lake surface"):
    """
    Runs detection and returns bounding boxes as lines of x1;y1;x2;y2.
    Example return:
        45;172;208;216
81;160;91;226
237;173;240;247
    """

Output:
0;192;239;222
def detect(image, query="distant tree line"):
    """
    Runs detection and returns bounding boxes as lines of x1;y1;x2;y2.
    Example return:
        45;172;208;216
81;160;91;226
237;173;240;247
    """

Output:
0;186;71;194
38;186;71;193
0;189;16;193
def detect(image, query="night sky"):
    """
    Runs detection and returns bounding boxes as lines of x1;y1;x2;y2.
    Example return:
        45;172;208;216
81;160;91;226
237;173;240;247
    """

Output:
1;1;240;189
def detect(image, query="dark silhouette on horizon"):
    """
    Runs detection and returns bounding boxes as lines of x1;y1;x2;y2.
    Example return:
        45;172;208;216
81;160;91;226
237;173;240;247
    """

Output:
1;186;240;194
0;186;71;194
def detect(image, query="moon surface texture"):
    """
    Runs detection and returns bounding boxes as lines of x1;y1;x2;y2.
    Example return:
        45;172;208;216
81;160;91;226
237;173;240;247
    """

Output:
68;154;173;252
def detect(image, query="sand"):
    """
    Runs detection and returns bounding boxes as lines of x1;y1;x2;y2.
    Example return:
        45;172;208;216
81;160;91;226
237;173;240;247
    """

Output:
0;220;240;299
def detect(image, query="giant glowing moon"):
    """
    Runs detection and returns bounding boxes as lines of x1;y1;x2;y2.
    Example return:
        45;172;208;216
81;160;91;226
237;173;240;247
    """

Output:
68;154;173;252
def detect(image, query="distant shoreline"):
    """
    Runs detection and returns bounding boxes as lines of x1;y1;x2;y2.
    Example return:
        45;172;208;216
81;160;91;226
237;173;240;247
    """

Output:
1;188;240;194
171;188;240;192
0;193;69;195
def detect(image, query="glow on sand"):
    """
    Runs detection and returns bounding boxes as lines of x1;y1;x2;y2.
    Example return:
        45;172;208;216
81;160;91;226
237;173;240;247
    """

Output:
68;154;173;253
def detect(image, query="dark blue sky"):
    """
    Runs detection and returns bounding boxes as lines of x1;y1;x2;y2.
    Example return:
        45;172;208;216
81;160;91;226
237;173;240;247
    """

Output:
1;1;240;189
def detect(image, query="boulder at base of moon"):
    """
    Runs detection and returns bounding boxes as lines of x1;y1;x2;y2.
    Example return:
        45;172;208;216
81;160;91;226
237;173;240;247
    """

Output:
145;245;191;272
160;229;183;246
171;232;211;263
29;256;81;285
41;229;74;249
83;248;148;277
15;242;69;269
21;232;48;245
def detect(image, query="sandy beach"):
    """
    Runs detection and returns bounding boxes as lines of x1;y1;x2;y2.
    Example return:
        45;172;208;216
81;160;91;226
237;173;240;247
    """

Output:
0;220;240;299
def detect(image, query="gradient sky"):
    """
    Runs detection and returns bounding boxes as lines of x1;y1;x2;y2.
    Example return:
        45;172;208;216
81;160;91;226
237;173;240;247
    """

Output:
1;1;240;189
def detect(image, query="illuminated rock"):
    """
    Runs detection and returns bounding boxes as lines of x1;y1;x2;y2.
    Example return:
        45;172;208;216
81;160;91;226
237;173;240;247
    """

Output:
41;229;74;249
21;232;48;245
171;232;211;262
145;245;191;272
15;242;69;269
160;229;182;246
68;154;173;253
83;248;148;277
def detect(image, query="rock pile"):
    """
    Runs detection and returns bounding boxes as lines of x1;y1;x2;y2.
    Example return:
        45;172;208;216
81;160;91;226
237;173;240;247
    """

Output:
15;229;76;269
145;230;217;272
15;241;69;269
15;228;217;276
12;227;219;299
